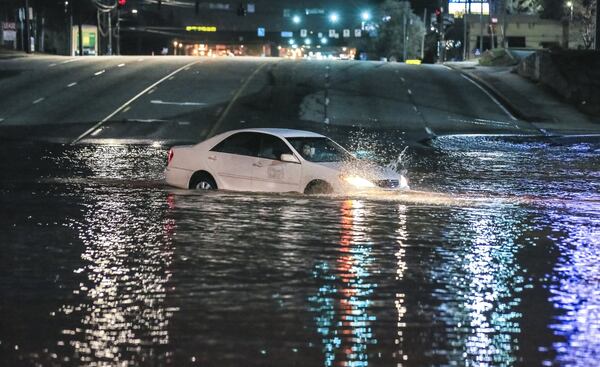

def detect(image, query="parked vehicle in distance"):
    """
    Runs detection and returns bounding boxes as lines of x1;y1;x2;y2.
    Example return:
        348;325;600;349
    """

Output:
165;128;409;194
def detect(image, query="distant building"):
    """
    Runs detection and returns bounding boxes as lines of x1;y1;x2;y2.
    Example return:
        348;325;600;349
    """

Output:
465;14;586;53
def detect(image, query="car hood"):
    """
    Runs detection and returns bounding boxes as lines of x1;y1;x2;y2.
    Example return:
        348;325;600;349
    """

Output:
315;160;400;180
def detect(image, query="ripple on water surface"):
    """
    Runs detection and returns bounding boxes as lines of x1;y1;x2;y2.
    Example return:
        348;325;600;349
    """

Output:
0;137;598;366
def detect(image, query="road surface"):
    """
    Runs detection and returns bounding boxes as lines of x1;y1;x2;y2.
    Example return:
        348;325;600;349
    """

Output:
0;55;539;145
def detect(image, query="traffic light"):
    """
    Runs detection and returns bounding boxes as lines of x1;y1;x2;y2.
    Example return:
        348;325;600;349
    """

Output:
435;8;442;26
117;0;126;8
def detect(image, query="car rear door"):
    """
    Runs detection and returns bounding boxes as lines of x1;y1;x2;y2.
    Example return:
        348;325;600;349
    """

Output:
207;132;260;191
252;133;302;192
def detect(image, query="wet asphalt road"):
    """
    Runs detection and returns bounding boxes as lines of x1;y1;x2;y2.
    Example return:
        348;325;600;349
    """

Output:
0;56;537;145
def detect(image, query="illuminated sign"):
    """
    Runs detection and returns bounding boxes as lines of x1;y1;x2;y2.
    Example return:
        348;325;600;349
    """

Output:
305;8;325;15
281;31;293;38
186;26;217;32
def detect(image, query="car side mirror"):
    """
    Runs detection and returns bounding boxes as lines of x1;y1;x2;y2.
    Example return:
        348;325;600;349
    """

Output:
280;153;300;164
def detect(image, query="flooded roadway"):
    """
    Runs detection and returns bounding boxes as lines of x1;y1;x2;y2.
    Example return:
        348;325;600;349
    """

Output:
1;136;599;366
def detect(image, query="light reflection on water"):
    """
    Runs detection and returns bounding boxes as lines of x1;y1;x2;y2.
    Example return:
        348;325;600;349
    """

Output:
434;207;526;366
545;203;600;367
0;137;599;366
309;200;377;367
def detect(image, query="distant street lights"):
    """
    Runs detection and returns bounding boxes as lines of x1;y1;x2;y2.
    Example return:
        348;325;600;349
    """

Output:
292;15;301;24
361;11;371;21
329;12;339;23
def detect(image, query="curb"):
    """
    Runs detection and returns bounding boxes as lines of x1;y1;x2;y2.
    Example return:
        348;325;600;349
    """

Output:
444;63;542;122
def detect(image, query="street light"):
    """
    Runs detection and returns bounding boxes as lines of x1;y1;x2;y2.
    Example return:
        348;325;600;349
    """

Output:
361;11;371;21
292;15;301;24
329;12;339;23
304;38;312;45
566;1;573;21
320;37;328;44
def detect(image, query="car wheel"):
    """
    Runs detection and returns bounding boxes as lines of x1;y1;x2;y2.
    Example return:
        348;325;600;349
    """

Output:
190;173;218;190
304;180;333;195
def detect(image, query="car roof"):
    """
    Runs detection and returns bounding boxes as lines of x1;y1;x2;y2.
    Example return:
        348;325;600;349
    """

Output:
226;128;326;138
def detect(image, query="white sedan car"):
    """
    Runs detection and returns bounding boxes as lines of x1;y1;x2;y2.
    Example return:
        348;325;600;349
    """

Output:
165;128;409;194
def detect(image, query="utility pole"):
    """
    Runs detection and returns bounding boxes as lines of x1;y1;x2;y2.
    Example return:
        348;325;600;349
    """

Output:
463;2;468;60
77;0;83;56
439;6;445;62
108;11;112;55
116;8;120;55
422;8;427;60
403;13;408;61
596;0;600;50
24;0;30;53
479;0;483;53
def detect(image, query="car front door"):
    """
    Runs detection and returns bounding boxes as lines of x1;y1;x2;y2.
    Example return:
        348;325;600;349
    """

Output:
252;133;302;192
207;132;260;191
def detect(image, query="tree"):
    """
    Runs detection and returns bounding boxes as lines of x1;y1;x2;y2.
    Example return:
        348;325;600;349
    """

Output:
376;1;425;60
540;0;565;18
572;0;596;48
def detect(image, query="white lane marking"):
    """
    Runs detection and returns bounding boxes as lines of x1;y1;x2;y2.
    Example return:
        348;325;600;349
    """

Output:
60;58;79;65
33;98;45;104
168;76;175;80
67;82;77;88
91;128;103;136
407;89;412;95
425;127;434;135
49;63;57;67
448;117;513;126
118;63;126;67
400;77;405;82
461;74;517;121
413;105;418;112
126;119;168;123
122;106;131;113
178;121;190;125
150;100;206;106
94;70;106;76
0;118;4;122
71;59;204;144
207;62;269;137
442;65;453;70
147;88;156;95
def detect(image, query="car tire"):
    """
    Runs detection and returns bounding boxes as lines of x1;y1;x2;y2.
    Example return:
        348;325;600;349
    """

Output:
190;172;218;190
304;180;333;195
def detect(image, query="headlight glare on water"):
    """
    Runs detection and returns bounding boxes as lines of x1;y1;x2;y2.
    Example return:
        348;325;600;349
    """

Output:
343;175;376;188
400;175;409;189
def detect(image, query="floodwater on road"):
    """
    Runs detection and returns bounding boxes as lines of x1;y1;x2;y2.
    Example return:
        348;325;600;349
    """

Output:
0;136;599;366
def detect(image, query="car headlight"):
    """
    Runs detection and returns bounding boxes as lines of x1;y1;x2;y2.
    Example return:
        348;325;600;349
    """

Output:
343;175;376;188
400;175;409;189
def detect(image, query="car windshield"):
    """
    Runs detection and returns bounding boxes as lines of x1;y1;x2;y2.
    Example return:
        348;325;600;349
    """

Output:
286;137;353;163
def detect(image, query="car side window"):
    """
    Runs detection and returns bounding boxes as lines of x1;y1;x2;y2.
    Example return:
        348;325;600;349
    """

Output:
258;134;293;160
210;132;260;157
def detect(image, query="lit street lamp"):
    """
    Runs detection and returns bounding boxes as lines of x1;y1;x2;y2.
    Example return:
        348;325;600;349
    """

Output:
566;1;573;21
293;15;301;24
329;12;339;23
361;11;371;21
